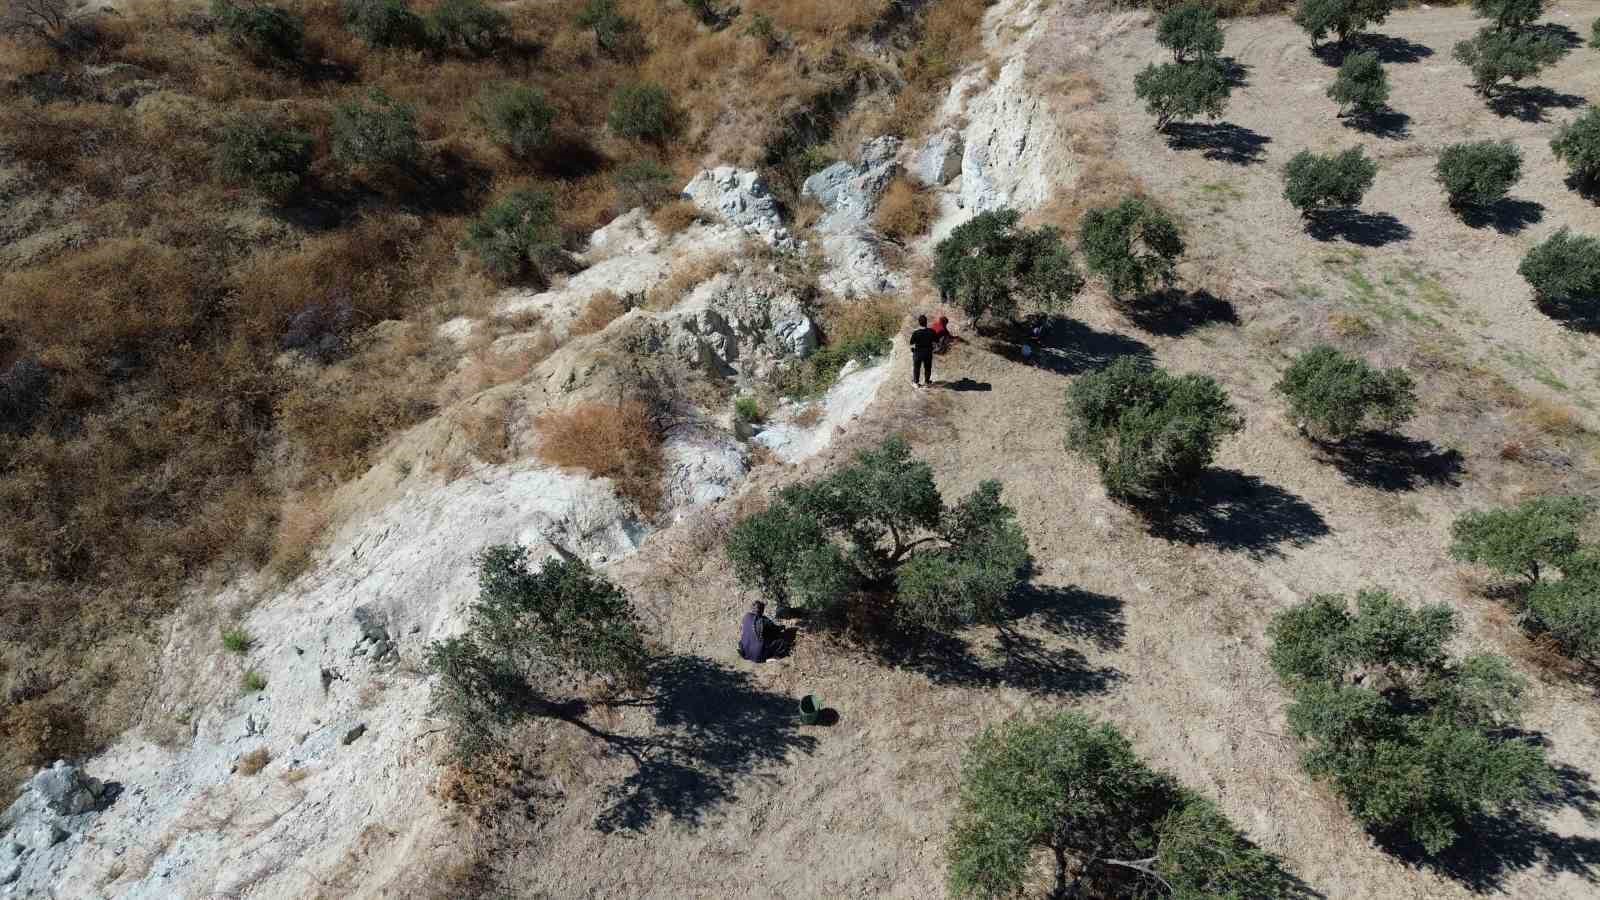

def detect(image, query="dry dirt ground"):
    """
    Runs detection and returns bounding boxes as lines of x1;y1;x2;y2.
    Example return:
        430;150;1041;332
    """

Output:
430;5;1600;900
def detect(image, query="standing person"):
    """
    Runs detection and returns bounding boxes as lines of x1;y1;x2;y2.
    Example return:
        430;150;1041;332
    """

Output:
910;315;936;387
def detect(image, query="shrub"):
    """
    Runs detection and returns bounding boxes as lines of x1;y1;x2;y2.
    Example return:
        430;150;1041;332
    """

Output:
464;188;563;283
215;115;313;198
1276;345;1416;441
724;438;1028;630
1435;140;1522;210
1133;58;1230;131
0;0;92;53
425;0;509;55
742;10;783;53
474;83;555;159
575;0;639;58
1269;590;1553;854
424;548;649;756
1064;358;1244;504
1282;147;1376;215
613;160;678;211
608;83;678;143
0;701;88;773
1450;496;1595;584
211;0;303;64
1525;552;1600;660
1550;107;1600;191
535;401;663;513
332;89;421;170
1471;0;1544;31
221;626;255;654
932;208;1082;322
1327;49;1389;117
1592;17;1599;48
1519;228;1600;322
1453;27;1565;96
946;713;1299;899
241;669;268;693
1078;197;1185;302
874;176;936;242
341;0;425;48
1157;1;1224;62
733;396;763;423
1294;0;1392;48
775;297;900;397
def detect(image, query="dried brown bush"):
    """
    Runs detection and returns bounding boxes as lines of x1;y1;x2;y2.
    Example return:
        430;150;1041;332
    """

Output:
649;198;700;235
0;700;88;775
536;401;663;514
236;747;271;777
570;291;628;336
874;176;934;241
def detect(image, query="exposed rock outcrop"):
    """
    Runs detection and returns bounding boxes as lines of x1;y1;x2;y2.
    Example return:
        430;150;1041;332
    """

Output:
682;167;796;249
801;137;905;297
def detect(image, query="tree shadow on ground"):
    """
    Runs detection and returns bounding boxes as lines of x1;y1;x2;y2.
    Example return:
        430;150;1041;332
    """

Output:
1380;761;1600;892
1305;209;1412;247
574;655;818;833
1536;296;1600;334
1489;85;1587;124
1316;33;1435;65
1314;432;1465;492
984;317;1153;376
1141;469;1331;559
1459;198;1545;235
1219;56;1251;88
1163;121;1271;166
1123;289;1240;337
1343;107;1412;140
864;585;1125;697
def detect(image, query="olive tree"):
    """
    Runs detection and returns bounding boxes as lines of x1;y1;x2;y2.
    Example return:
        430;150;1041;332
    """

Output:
1436;140;1522;211
608;83;679;143
1450;496;1596;585
1526;551;1600;661
424;547;649;756
425;0;509;55
1294;0;1393;49
575;0;640;58
1327;50;1390;118
1590;16;1599;48
724;437;1029;630
932;208;1083;323
1551;107;1600;192
1275;345;1416;441
1471;0;1544;31
1270;590;1554;854
1156;1;1224;62
1133;58;1230;132
1519;227;1600;323
465;188;565;283
1078;197;1185;303
1282;147;1377;216
947;713;1300;899
1065;358;1244;504
1453;27;1566;97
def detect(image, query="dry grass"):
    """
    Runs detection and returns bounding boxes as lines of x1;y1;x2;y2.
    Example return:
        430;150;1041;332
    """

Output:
649;198;701;235
536;401;664;514
644;251;736;308
874;176;936;242
882;0;994;138
268;493;332;582
570;291;629;337
236;747;271;777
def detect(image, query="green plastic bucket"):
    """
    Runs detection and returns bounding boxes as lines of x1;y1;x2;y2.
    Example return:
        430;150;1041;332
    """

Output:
798;694;821;725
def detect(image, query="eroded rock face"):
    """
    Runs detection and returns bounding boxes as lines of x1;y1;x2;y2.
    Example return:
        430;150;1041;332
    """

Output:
0;761;111;894
30;761;104;817
955;58;1072;217
662;429;749;512
800;137;906;298
682;167;795;249
908;128;964;187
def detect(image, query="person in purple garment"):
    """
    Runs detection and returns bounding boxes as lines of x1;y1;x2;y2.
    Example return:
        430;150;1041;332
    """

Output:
738;601;791;662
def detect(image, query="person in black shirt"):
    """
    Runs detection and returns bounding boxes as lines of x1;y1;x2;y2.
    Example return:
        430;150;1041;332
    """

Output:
909;315;936;387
